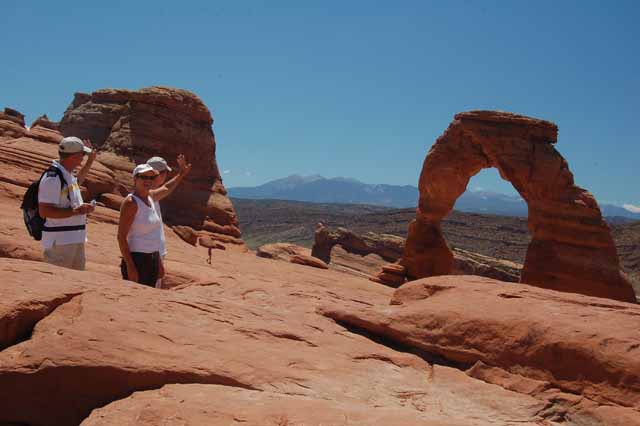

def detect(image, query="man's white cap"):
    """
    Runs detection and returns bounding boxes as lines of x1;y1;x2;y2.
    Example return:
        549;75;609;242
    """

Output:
132;164;159;177
59;136;92;154
147;156;172;172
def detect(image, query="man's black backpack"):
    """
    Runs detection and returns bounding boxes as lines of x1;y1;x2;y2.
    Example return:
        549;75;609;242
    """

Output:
21;167;68;241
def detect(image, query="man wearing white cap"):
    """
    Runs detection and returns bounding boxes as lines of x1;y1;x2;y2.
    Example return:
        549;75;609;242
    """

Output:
146;154;192;288
38;136;96;270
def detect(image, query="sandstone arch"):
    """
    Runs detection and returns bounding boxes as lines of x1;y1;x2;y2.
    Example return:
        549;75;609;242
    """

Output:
399;111;635;303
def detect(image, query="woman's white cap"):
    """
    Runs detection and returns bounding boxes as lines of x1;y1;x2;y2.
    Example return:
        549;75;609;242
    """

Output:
147;156;172;172
132;164;158;177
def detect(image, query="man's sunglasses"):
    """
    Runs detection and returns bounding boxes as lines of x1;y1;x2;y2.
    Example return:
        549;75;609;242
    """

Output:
136;175;156;181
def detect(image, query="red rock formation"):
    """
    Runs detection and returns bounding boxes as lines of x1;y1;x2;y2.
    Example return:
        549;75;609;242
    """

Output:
257;242;309;260
0;108;29;139
0;109;63;145
81;384;453;426
198;230;246;251
30;114;60;131
0;258;536;426
399;111;635;302
0;135;116;199
320;275;640;417
258;243;329;269
0;181;637;425
2;108;25;125
452;248;521;282
311;224;405;264
28;114;63;144
172;225;199;246
59;86;241;239
96;193;124;210
314;225;521;286
290;253;329;269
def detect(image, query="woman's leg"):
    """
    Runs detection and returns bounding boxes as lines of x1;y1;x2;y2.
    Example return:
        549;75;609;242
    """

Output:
155;256;165;289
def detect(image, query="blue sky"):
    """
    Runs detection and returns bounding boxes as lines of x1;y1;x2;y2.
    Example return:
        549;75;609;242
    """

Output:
1;1;638;209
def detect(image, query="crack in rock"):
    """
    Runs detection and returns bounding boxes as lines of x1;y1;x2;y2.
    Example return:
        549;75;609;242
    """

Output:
0;292;84;351
0;364;260;426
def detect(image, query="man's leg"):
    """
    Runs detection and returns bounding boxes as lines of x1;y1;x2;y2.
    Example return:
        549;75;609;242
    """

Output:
43;242;77;269
71;243;86;271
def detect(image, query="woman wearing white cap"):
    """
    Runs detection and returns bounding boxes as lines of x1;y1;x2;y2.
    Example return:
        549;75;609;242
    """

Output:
117;164;163;286
146;154;192;288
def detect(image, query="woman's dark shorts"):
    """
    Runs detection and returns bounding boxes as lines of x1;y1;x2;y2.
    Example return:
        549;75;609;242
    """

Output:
120;252;160;287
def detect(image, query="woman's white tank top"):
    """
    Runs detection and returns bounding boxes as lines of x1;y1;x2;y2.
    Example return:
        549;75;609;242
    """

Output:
127;194;162;253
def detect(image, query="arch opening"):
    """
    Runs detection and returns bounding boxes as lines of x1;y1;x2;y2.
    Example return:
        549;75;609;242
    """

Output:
392;111;635;303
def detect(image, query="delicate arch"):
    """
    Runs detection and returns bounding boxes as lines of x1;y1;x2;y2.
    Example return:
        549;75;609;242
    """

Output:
398;111;634;302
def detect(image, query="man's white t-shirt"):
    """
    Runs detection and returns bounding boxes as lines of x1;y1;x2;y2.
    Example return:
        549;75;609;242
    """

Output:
38;161;87;249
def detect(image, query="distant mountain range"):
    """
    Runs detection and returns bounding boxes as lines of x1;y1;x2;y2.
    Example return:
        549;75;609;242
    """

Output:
228;175;640;221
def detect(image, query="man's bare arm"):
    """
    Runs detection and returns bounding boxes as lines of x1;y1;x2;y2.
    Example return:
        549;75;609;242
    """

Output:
77;139;97;185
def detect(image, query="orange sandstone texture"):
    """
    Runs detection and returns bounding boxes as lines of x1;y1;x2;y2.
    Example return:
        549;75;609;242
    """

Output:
0;135;116;198
0;171;637;425
59;86;241;239
0;258;549;426
320;275;640;415
257;243;329;269
398;110;635;302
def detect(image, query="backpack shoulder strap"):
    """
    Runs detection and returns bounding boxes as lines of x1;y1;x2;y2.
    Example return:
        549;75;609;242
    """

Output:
46;166;68;188
42;166;70;200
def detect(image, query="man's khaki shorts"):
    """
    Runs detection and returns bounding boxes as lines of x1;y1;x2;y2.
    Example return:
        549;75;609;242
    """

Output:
43;242;86;271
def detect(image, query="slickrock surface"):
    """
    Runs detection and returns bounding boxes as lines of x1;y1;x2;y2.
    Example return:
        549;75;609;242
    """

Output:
58;86;241;239
320;275;640;422
401;110;635;302
81;384;469;426
1;257;553;426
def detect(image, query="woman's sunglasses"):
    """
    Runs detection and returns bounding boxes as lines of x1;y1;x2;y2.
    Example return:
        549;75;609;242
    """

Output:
136;175;156;181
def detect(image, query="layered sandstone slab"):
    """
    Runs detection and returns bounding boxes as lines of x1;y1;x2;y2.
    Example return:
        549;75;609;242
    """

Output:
0;136;116;199
257;242;310;261
59;86;241;238
0;258;548;426
320;275;640;413
452;247;521;282
0;108;62;145
257;243;329;269
312;224;405;264
401;110;634;302
81;383;465;426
